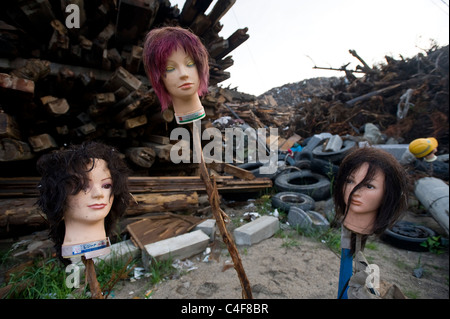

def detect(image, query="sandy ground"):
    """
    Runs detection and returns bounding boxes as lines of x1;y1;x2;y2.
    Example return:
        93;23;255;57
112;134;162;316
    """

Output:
111;199;449;300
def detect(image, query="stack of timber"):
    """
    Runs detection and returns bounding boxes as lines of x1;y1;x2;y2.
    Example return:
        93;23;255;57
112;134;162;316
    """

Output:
0;0;250;174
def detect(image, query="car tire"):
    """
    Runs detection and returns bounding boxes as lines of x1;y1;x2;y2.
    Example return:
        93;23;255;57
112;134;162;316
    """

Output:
312;139;356;163
288;207;330;232
271;192;315;212
274;170;331;201
381;220;436;252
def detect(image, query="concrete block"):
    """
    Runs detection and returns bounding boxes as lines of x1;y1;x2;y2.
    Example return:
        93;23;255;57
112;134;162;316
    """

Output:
194;219;216;241
234;215;279;246
142;230;209;269
373;144;409;161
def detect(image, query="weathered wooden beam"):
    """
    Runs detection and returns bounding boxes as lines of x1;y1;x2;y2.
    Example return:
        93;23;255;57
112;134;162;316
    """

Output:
0;112;21;140
179;0;213;26
0;73;34;96
0;174;272;197
215;27;249;60
126;192;199;216
116;0;161;45
207;0;236;27
0;138;34;162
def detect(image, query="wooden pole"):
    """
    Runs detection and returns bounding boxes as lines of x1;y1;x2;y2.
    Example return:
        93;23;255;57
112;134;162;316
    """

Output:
81;256;104;299
191;121;253;299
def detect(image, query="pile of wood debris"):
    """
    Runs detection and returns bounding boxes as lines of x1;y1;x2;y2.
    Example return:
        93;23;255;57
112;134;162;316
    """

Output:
0;0;250;174
257;45;449;154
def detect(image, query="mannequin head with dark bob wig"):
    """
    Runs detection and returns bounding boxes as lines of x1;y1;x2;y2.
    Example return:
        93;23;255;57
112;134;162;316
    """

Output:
333;147;409;238
142;26;210;112
36;141;132;263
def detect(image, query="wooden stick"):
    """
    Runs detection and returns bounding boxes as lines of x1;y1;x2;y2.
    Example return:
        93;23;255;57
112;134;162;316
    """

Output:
191;121;253;299
81;256;104;299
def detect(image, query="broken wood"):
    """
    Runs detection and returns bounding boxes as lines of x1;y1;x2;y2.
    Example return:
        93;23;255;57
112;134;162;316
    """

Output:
126;212;203;250
0;112;21;140
126;192;199;215
345;83;402;107
126;147;156;168
41;96;70;115
191;123;253;299
28;133;57;152
0;138;34;162
207;162;255;180
82;256;104;299
0;175;272;198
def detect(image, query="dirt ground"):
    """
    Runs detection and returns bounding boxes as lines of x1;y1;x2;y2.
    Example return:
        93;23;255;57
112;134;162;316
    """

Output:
111;198;449;300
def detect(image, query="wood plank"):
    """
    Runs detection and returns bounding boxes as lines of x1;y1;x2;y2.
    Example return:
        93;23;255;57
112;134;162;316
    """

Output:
279;133;302;151
126;191;199;215
126;212;203;250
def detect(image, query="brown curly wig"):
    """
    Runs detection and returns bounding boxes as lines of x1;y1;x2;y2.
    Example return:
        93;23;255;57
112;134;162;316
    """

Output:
36;141;132;264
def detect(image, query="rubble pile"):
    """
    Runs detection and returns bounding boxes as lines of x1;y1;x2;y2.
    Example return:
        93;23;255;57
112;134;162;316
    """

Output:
257;46;449;153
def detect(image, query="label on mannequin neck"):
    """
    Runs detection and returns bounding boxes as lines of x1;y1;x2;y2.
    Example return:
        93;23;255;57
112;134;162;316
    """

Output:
175;109;205;124
62;237;110;258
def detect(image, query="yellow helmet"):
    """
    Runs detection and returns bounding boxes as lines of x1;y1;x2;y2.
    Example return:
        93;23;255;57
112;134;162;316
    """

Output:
409;137;438;158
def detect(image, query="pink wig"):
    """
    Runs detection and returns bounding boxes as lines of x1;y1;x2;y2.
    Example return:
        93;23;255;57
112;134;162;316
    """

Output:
143;26;210;111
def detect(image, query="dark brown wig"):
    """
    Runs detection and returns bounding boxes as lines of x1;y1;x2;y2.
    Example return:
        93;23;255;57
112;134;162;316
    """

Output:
36;141;132;263
333;147;410;240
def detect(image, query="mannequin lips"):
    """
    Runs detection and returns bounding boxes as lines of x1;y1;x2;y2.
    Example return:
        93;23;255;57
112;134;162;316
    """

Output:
88;203;107;209
178;82;194;89
350;200;363;206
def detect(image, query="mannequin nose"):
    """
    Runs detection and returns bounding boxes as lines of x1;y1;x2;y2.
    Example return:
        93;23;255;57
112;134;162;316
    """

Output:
352;186;362;197
179;66;189;79
90;185;104;199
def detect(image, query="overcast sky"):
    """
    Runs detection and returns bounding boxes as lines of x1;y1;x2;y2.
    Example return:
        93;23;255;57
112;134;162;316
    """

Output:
170;0;449;96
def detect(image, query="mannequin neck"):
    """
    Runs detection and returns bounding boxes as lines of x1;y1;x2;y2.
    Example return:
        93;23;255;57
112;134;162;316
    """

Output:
62;218;107;246
343;210;376;235
171;94;204;117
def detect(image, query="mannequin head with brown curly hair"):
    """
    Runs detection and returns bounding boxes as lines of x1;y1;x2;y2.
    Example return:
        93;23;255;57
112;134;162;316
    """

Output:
36;141;132;263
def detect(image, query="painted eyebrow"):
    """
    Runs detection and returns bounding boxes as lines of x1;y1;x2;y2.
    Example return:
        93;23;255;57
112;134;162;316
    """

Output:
87;177;112;182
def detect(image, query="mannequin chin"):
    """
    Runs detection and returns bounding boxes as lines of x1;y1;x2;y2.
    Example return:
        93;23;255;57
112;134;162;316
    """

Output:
343;211;377;235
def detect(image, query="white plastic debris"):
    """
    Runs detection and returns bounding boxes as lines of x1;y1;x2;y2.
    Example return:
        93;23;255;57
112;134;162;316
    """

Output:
271;208;279;218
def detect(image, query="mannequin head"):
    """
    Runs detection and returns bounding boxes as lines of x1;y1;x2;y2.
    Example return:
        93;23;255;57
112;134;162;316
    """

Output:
333;147;409;236
143;26;209;123
37;141;132;262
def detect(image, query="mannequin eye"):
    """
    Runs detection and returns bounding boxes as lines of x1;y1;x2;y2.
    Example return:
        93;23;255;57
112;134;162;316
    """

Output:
187;60;196;67
166;66;175;72
102;183;113;189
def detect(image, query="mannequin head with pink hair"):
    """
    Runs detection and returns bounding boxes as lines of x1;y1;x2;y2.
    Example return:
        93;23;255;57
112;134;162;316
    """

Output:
143;26;209;122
